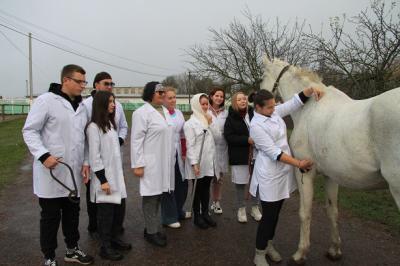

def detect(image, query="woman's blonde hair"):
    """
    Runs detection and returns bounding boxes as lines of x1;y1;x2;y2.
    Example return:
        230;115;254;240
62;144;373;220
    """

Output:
164;86;177;93
231;91;247;112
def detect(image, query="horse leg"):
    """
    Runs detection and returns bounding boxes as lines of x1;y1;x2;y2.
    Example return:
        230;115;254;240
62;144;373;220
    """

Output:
380;163;400;211
290;170;315;265
324;177;342;261
388;184;400;211
388;183;400;211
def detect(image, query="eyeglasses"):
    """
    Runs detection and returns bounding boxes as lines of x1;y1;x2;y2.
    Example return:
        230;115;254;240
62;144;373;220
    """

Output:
103;81;115;87
67;77;88;86
156;91;165;95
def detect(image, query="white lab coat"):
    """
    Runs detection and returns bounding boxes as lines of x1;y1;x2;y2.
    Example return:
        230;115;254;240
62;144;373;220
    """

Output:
249;94;304;202
184;116;219;180
86;123;127;203
131;103;175;196
82;96;128;141
22;92;88;198
164;108;186;180
83;95;128;185
208;109;229;179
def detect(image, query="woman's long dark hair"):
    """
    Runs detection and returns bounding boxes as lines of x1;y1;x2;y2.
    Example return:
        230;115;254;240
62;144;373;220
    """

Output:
91;90;116;133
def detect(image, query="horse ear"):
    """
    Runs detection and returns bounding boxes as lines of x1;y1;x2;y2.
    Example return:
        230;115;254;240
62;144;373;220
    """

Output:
262;55;272;66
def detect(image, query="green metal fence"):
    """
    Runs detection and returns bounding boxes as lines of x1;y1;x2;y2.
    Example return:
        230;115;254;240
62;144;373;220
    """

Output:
0;101;192;117
121;102;192;112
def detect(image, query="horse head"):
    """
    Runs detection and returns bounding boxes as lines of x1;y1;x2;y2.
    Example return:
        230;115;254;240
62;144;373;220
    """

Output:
260;56;323;102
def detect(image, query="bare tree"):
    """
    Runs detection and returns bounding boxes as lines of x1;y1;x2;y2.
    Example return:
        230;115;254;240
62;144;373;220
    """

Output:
306;0;400;98
162;73;215;95
186;9;308;91
162;75;179;89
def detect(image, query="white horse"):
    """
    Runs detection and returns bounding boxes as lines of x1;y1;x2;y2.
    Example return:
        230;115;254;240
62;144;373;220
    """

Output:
260;56;400;264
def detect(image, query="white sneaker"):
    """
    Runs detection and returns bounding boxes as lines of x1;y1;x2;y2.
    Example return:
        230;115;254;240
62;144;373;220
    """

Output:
44;258;58;266
254;248;269;266
266;240;282;262
166;222;181;229
237;207;247;223
211;201;223;214
184;211;192;219
250;205;262;221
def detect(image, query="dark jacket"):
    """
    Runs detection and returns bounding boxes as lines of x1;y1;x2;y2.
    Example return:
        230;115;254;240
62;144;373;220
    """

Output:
224;106;254;165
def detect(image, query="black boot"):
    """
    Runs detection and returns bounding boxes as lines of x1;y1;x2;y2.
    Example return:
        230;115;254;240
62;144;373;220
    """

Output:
194;212;209;229
144;230;167;247
111;238;132;251
144;228;166;241
202;212;217;227
99;246;123;261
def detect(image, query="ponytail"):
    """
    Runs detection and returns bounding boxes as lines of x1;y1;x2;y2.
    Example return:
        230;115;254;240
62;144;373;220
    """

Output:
248;90;274;108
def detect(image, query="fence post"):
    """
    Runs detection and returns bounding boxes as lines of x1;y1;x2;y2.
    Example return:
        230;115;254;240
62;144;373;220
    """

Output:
1;105;4;121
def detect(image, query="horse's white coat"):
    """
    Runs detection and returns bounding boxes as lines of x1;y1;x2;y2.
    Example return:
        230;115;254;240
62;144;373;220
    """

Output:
260;56;400;263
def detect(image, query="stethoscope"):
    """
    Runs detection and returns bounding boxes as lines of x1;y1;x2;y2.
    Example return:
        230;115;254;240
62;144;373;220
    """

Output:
49;161;79;203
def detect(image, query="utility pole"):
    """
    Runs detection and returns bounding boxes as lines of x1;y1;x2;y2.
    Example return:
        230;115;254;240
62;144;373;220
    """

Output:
25;80;28;98
188;71;191;105
28;32;33;105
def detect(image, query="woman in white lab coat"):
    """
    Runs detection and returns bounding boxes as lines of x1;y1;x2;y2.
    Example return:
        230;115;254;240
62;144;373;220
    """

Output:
131;82;174;247
160;87;189;228
249;89;322;266
207;87;229;214
82;71;129;239
86;90;131;261
184;93;219;229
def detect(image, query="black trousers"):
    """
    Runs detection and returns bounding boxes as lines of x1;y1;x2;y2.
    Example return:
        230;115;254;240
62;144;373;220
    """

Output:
39;197;80;259
161;191;178;225
192;176;213;214
174;157;188;219
85;181;97;232
97;199;126;248
256;199;284;250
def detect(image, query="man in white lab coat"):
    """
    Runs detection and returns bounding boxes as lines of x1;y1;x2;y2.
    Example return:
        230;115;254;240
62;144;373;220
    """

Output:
22;64;94;266
82;72;128;239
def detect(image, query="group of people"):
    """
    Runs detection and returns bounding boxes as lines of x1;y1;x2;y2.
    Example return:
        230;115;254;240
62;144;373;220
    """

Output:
22;64;323;266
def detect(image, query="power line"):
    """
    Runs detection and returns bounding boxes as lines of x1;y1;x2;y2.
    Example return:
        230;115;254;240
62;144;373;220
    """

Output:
0;9;180;73
0;28;51;82
0;22;167;78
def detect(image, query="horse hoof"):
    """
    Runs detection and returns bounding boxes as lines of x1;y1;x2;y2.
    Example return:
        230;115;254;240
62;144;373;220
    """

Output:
325;252;342;261
287;258;306;266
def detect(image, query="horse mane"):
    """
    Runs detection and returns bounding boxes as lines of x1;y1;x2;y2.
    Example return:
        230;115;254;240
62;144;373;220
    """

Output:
294;67;323;84
265;57;323;84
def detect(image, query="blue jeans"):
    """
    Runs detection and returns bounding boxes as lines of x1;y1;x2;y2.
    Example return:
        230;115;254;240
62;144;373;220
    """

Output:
161;155;188;224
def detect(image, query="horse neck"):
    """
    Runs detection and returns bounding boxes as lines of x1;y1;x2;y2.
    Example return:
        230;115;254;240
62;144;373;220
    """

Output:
278;73;313;102
277;74;323;125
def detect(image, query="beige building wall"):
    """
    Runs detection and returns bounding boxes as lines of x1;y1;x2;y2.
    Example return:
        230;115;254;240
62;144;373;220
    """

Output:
82;86;144;96
82;86;191;104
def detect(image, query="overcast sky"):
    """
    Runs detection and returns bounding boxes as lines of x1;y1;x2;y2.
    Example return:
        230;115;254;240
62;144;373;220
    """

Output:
0;0;385;97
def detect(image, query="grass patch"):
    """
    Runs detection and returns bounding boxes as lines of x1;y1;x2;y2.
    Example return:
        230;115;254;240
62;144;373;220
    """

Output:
0;118;27;190
124;110;133;128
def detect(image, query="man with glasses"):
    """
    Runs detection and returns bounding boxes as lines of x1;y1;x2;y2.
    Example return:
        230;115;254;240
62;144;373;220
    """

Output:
23;64;94;266
82;72;129;248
